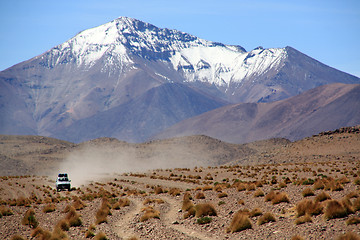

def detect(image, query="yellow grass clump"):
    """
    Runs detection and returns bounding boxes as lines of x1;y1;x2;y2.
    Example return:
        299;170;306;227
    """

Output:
65;206;82;227
194;203;217;218
21;208;38;228
295;214;313;225
226;211;252;233
336;232;360;240
113;198;131;209
296;199;323;217
42;203;56;213
140;206;160;222
258;212;276;225
324;200;349;220
94;232;108;240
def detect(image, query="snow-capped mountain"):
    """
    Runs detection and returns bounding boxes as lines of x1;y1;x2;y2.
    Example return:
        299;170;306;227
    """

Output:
0;17;359;143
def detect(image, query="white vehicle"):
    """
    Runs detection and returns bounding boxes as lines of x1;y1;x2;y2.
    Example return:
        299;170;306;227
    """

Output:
56;173;71;191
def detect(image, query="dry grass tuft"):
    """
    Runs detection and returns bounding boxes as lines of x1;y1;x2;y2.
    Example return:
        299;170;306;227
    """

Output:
202;185;213;191
218;192;228;198
52;226;69;240
195;192;206;199
10;235;26;240
226;211;252;233
154;187;163;194
291;235;305;240
169;188;181;196
254;189;265;197
42;203;56;213
0;206;13;216
85;224;96;238
346;216;360;225
94;232;108;240
258;212;276;225
271;192;290;204
96;198;112;224
140;206;160;222
113;198;130;209
353;197;360;212
313;179;325;190
324;200;349;220
72;196;86;210
182;198;194;212
31;226;52;239
336;232;360;240
295;214;313;225
296;199;323;217
236;183;247;192
315;191;331;202
194;203;217;218
302;188;315;197
65;206;82;227
56;218;70;231
250;208;262;217
21;208;38;228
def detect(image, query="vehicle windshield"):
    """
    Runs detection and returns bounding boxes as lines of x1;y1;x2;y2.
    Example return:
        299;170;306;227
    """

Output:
58;177;69;182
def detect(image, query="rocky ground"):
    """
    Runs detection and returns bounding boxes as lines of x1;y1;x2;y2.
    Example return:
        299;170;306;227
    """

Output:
0;126;359;239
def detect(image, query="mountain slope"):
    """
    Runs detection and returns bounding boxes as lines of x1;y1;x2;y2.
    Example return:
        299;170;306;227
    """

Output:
0;17;359;142
53;83;227;143
154;83;360;143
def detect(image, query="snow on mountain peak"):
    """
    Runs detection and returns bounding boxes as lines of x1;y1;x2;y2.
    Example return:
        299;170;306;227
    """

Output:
39;16;287;88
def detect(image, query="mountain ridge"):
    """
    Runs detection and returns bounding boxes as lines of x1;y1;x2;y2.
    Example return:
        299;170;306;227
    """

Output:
0;17;359;143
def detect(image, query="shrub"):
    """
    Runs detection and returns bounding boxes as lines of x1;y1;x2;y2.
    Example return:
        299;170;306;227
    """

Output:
296;199;323;217
169;188;181;196
218;192;228;198
250;208;262;217
202;185;213;191
194;203;217;218
56;218;70;231
22;208;38;228
246;183;256;191
254;189;264;197
10;235;26;240
113;198;130;209
52;226;69;240
315;191;331;202
313;179;325;190
354;178;360;185
43;203;56;213
140;206;160;222
336;232;360;240
271;192;290;204
65;206;82;227
238;199;245;205
295;214;313;225
324;200;348;220
30;226;52;239
236;183;246;191
182;198;194;212
264;191;276;202
0;206;13;216
302;188;314;197
226;211;252;233
197;216;212;224
154;187;163;194
353;197;360;212
195;192;205;199
72;196;86;210
258;212;276;225
85;224;96;238
346;217;360;225
94;232;108;240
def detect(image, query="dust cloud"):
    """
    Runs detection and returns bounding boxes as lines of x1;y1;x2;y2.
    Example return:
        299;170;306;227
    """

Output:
57;143;208;187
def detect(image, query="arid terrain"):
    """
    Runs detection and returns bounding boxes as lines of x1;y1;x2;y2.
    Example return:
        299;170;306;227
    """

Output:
0;126;359;239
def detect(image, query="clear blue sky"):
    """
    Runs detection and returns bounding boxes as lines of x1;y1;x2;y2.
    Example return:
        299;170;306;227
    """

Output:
1;0;359;77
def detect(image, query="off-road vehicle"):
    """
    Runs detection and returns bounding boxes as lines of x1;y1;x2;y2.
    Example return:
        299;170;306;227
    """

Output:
56;173;71;191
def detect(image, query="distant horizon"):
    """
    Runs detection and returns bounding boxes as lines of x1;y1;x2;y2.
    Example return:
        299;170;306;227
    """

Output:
0;0;359;77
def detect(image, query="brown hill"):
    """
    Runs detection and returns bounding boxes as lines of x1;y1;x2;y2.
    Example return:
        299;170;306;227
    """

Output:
154;83;360;144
